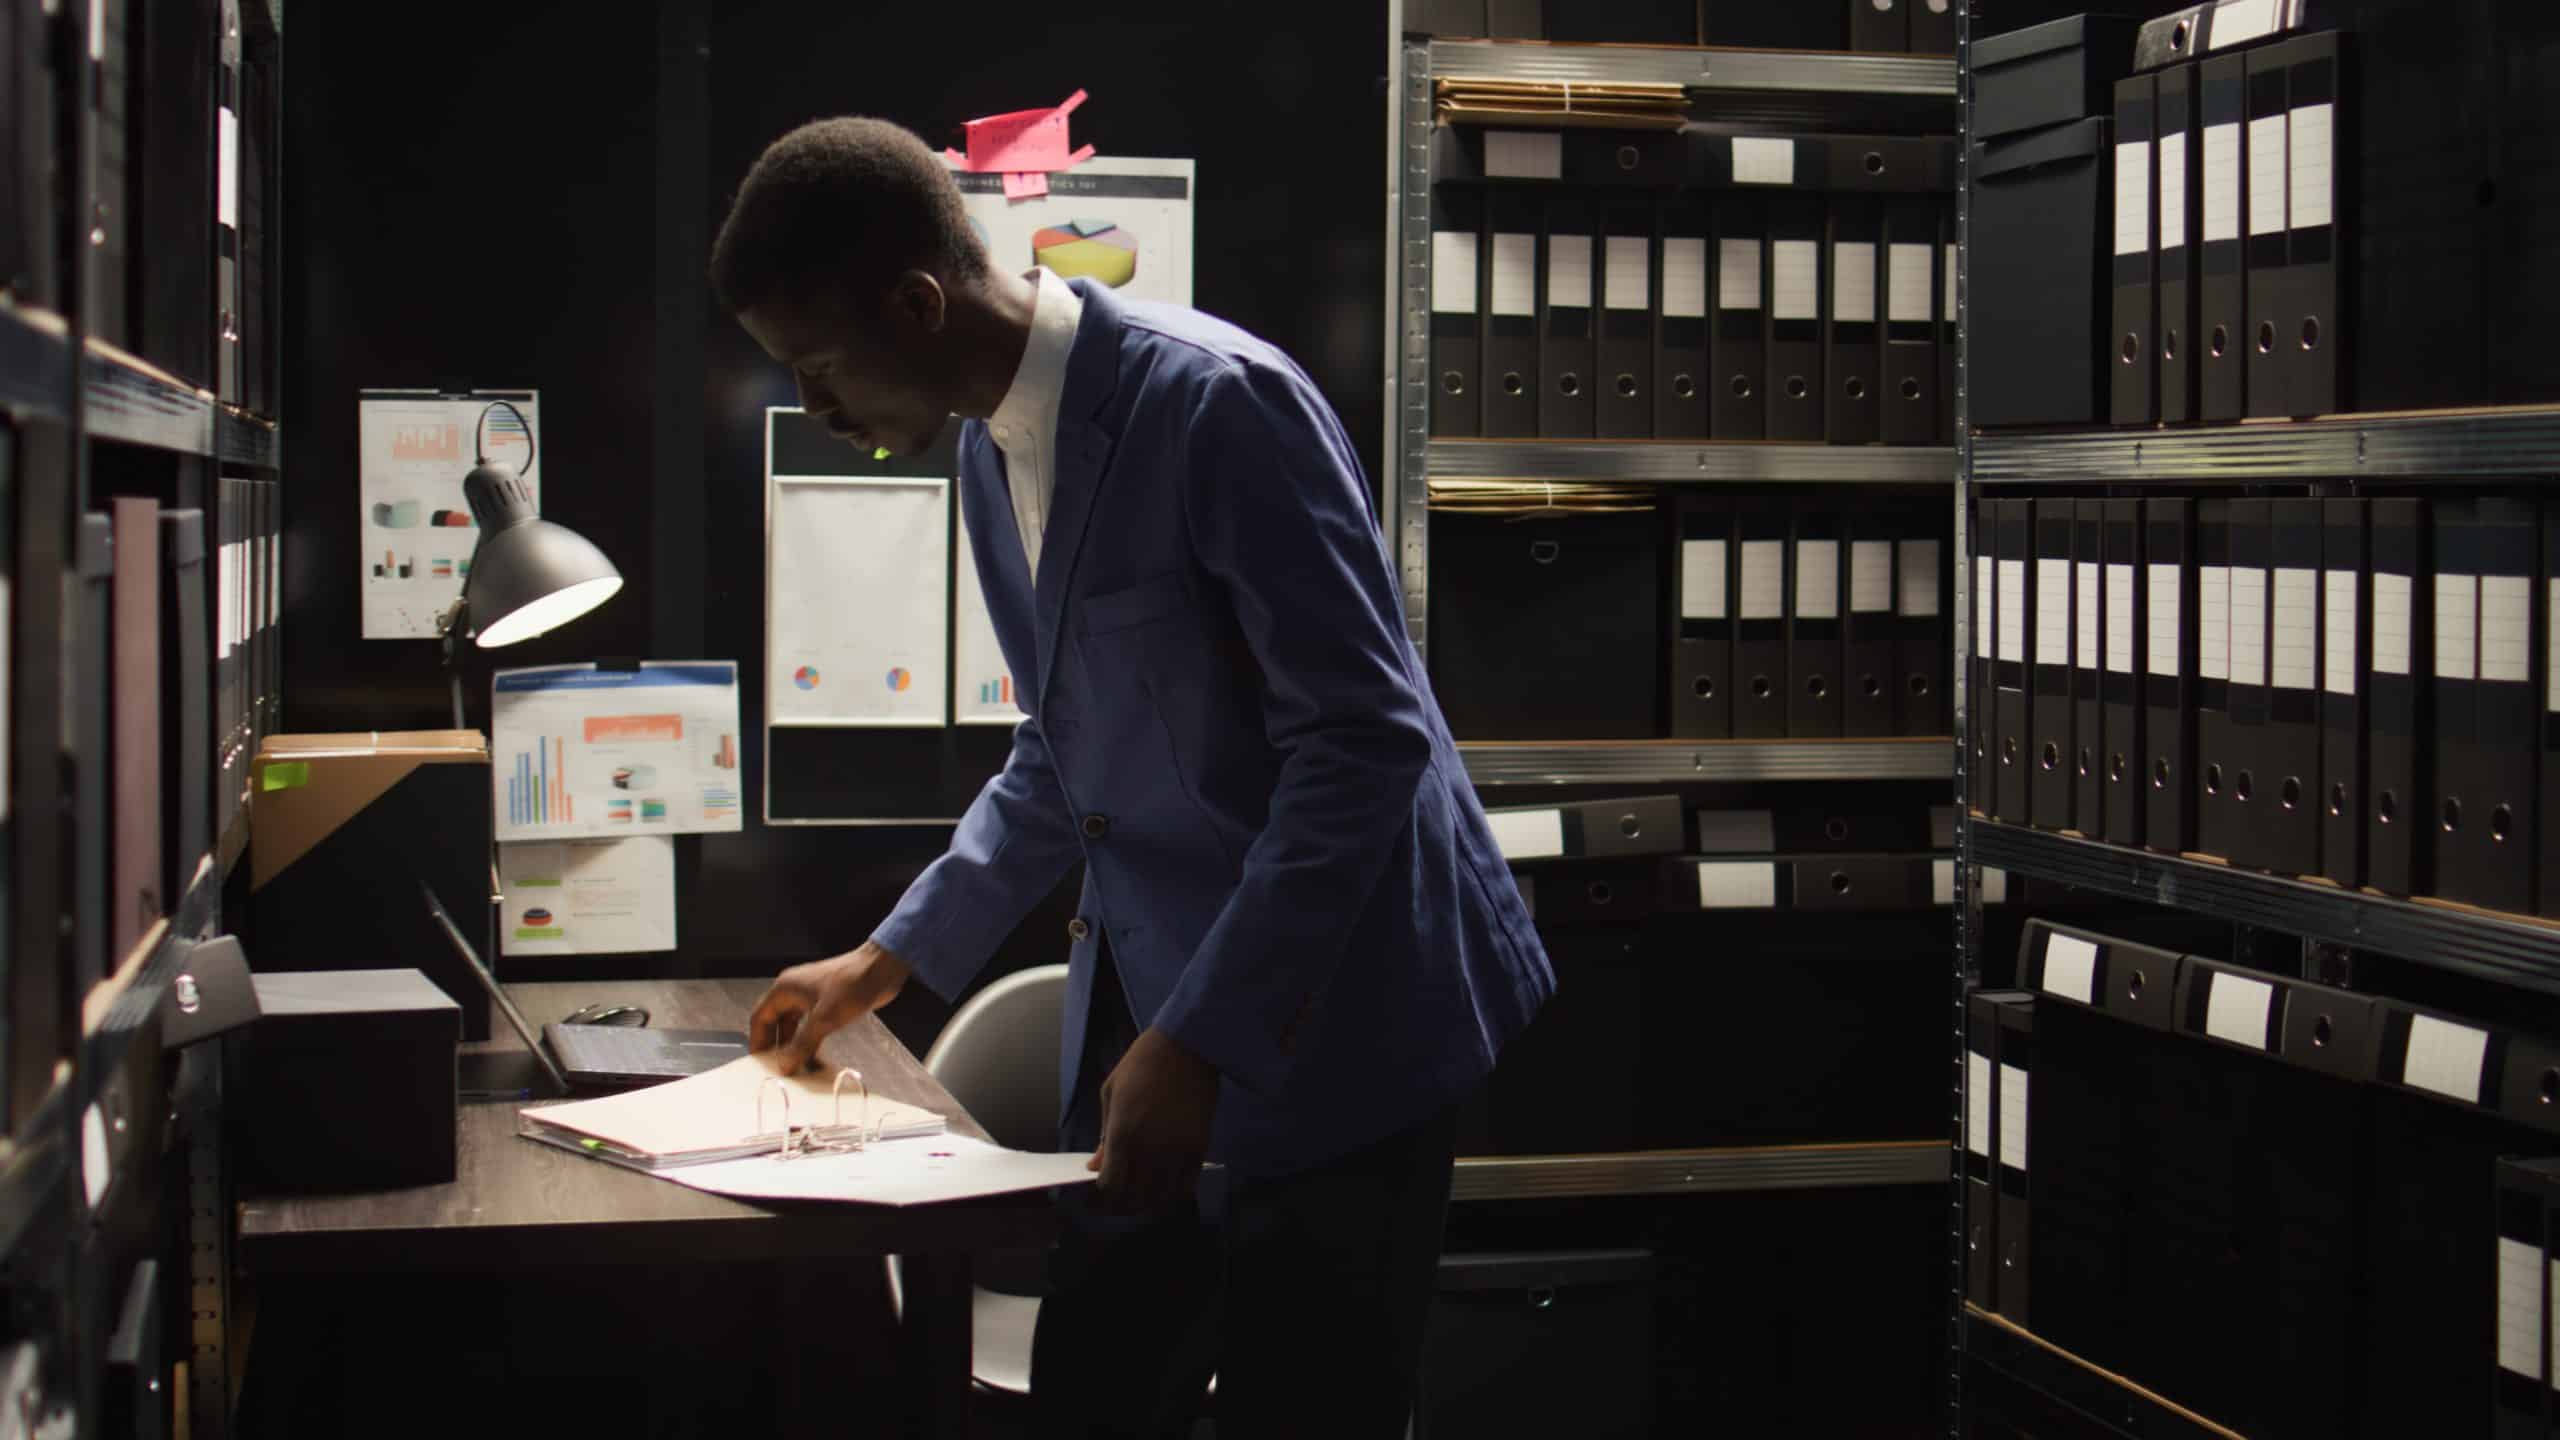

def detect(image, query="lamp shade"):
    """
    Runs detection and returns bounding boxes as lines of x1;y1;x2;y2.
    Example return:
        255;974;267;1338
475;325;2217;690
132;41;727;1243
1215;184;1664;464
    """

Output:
459;462;623;648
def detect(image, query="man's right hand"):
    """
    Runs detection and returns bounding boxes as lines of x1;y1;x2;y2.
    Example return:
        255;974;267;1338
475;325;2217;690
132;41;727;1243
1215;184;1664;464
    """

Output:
747;941;914;1074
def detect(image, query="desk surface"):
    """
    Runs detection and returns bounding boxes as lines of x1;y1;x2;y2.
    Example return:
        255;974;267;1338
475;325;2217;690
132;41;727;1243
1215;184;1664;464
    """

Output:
237;978;1054;1272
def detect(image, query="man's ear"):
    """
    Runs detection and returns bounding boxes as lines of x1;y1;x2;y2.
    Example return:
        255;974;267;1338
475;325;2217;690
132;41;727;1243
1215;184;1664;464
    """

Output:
889;269;949;336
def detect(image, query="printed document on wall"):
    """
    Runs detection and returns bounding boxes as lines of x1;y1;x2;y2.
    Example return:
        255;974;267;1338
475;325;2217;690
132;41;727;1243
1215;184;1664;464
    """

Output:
770;476;950;726
947;157;1195;307
500;837;676;957
358;389;539;639
953;532;1025;726
491;661;743;841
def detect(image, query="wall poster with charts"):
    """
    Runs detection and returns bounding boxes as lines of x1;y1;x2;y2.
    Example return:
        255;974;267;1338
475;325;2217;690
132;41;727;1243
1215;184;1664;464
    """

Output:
490;661;743;842
357;388;538;640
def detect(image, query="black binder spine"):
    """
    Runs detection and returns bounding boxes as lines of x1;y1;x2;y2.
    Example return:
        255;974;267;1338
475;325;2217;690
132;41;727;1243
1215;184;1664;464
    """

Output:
2030;499;2075;831
1671;495;1734;739
1849;0;1906;52
2321;499;2368;889
2157;62;2200;425
1895;500;1949;737
2546;500;2560;917
1844;514;1897;737
2432;498;2482;908
1789;502;1846;738
1596;191;1656;438
2494;1159;2548;1440
1713;190;1767;440
1996;499;2033;824
1654;192;1711;440
2102;501;2146;847
1735;496;1790;740
1765;191;1825;442
1481;187;1543;438
2266;497;2325;876
1990;992;2035;1323
2194;499;2236;860
1971;497;1995;813
1909;0;1956;53
2243;43;2291;420
1430;183;1484;437
1824;186;1883;446
2074;501;2106;832
2279;31;2345;417
2470;497;2538;915
2367;499;2428;895
2112;73;2159;426
2198;54;2247;421
1538;190;1598;439
1965;991;2000;1311
2140;497;2201;850
1882;198;1939;445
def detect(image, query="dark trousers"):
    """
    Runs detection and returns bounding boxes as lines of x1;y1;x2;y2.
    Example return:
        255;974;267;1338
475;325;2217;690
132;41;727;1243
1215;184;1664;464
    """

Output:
1030;948;1456;1440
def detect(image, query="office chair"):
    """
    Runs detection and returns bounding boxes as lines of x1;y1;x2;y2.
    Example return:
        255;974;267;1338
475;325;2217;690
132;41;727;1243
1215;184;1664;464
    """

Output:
887;963;1070;1397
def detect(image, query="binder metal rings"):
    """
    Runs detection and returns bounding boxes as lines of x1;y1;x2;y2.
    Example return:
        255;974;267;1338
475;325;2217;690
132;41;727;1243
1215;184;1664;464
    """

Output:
755;1068;883;1161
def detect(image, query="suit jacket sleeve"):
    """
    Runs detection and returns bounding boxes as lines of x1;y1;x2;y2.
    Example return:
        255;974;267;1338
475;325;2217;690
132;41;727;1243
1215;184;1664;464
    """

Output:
870;714;1082;1001
1152;360;1436;1096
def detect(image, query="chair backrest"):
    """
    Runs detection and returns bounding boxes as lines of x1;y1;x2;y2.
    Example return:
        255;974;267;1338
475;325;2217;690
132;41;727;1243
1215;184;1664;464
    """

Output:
922;964;1069;1154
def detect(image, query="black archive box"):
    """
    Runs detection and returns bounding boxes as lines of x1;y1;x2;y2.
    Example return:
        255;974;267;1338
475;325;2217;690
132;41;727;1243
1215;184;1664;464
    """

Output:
1969;15;2140;143
1969;118;2112;428
230;968;459;1192
1430;504;1663;740
1418;1251;1656;1440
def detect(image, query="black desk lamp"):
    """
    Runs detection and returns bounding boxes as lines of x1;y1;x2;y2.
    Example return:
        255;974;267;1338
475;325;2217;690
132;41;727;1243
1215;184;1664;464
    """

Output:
435;400;623;727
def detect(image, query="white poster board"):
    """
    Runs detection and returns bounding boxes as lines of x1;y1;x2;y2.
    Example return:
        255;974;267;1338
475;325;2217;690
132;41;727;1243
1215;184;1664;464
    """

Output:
768;476;951;727
357;389;537;640
952;535;1025;726
499;837;677;957
947;157;1195;307
490;661;743;841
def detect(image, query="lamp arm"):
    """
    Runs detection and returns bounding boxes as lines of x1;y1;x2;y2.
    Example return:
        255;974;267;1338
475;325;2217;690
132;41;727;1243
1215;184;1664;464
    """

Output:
437;597;471;732
472;400;537;476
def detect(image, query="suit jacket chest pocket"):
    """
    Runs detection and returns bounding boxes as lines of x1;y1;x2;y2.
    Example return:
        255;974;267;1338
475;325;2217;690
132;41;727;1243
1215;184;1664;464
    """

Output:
1074;570;1215;698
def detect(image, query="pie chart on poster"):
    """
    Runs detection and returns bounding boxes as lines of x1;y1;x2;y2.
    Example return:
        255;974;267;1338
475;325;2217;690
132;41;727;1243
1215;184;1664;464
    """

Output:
1033;220;1139;288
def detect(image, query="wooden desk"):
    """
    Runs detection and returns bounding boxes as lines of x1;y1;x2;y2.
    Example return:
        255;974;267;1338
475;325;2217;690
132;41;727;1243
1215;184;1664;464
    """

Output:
237;978;1051;1435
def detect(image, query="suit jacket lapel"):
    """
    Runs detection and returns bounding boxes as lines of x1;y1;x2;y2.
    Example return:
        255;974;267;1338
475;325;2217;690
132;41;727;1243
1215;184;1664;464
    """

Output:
1032;281;1125;711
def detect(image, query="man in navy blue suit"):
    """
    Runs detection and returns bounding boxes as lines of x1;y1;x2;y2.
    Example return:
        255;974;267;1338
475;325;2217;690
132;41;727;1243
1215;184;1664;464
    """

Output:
722;118;1551;1437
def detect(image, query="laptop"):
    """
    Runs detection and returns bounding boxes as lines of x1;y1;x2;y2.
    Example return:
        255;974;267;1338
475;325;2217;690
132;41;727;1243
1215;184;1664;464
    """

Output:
422;882;748;1094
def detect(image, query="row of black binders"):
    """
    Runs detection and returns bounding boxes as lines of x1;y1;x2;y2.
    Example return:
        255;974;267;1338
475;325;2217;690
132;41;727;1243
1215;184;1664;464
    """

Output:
215;475;282;846
1978;919;2560;1438
1428;129;1956;443
1967;493;2560;920
1431;493;1951;742
1407;0;1960;54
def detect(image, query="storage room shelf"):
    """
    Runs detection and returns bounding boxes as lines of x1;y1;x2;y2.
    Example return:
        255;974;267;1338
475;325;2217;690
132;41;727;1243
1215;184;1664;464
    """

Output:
1453;1140;1947;1202
1460;738;1953;786
1965;1306;2249;1440
1428;38;1957;97
0;302;278;467
1969;820;2560;993
1971;406;2560;483
1426;438;1955;484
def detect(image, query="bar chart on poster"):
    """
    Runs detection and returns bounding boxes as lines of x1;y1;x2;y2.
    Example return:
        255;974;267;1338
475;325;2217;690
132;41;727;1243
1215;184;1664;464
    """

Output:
490;662;743;841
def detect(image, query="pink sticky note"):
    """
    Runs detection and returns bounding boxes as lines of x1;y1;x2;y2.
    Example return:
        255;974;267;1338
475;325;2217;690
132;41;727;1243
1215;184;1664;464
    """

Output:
951;89;1089;174
1002;170;1050;200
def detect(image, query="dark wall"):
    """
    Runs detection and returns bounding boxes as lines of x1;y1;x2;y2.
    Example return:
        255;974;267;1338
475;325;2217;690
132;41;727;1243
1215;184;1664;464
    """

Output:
282;0;1387;1044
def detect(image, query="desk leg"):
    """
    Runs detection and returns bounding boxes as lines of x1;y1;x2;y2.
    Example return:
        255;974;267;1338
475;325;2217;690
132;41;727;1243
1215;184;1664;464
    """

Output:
900;1251;974;1437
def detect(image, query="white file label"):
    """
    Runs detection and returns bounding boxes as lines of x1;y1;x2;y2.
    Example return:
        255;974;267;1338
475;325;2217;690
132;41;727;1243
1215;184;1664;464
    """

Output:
2041;934;2098;1005
2374;573;2414;676
2405;1014;2491;1105
1431;232;1478;313
2077;562;2100;671
1732;136;1795;186
1661;237;1708;319
1719;239;1762;311
2158;131;2189;249
1546;234;1592;309
1832;242;1876;323
1483;130;1564;180
1681;541;1729;621
1975;557;1993;658
2483;575;2530;684
1898;540;1941;618
1888;243;1933;323
1741;540;1786;621
2198;565;2231;681
2249;113;2289;237
2204;971;2274;1050
2107;565;2137;674
1604;236;1649;311
1486;808;1564;862
2000;1065;2029;1172
1489;234;1537;317
2499;1236;2543;1378
1851;541;1892;614
2203;123;2241;244
2437;574;2479;681
2148;563;2183;677
1796;541;1841;620
1698;861;1777;910
2115;139;2152;257
2324;570;2358;696
2037;557;2072;668
2272;567;2317;691
2289;102;2334;230
1999;559;2027;665
1772;241;1820;321
1966;1051;1992;1157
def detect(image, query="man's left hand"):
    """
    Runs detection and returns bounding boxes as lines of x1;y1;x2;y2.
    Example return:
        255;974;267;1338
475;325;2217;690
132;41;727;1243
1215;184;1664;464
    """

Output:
1089;1026;1220;1215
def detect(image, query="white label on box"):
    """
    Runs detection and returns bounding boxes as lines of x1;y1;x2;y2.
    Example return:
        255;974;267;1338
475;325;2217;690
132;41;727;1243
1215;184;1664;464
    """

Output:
1771;240;1820;321
2404;1013;2491;1105
1832;242;1876;323
2077;562;2101;671
2229;567;2267;687
2373;573;2414;676
2210;0;2281;49
1431;231;1478;314
1546;234;1592;310
2108;564;2137;674
2000;1064;2030;1172
2499;1237;2544;1379
1976;557;1994;658
1999;558;2027;664
2204;971;2274;1050
1720;239;1762;311
2249;113;2289;237
1966;1050;1993;1157
1732;136;1796;186
1661;236;1708;319
2548;1258;2559;1392
2272;566;2317;691
1741;540;1786;621
1944;241;1959;321
1933;859;1957;906
80;1104;108;1209
2037;557;2071;668
1697;861;1777;910
2325;569;2358;696
1851;540;1893;614
1796;540;1840;620
2437;574;2479;681
2483;575;2530;683
219;106;240;232
2203;122;2242;244
1982;866;2008;904
2115;139;2152;257
1898;540;1940;618
1604;236;1649;311
1888;243;1933;323
2148;563;2183;677
2159;130;2189;248
2042;934;2099;1005
2290;102;2334;230
2551;579;2560;710
1486;808;1565;862
2198;564;2230;681
1483;129;1564;180
1490;233;1537;317
1695;809;1776;854
1681;540;1729;621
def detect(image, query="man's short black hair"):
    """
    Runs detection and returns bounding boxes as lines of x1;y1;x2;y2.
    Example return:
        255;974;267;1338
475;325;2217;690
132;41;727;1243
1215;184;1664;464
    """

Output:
710;117;988;315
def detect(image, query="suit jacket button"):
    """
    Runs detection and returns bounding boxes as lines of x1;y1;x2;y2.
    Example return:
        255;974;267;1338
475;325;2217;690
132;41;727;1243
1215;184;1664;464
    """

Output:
1082;814;1110;839
1067;917;1092;941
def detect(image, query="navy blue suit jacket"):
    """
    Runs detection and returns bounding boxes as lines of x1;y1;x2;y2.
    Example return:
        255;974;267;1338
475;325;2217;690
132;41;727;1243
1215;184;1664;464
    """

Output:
872;280;1551;1176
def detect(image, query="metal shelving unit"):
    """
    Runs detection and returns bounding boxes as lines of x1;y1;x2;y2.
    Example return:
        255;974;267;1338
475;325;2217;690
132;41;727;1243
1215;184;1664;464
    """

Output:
1428;37;1957;96
1964;1308;2246;1440
1461;738;1951;786
1428;438;1954;483
1453;1141;1946;1202
0;301;278;469
1971;405;2560;483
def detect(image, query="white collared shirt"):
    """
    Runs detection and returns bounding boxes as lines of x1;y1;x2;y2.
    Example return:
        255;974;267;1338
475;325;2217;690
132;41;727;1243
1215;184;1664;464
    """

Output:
985;267;1085;581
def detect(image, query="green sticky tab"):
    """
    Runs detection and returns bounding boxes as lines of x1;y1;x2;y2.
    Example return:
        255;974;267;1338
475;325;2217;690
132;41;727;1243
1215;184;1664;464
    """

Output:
261;761;311;791
873;447;890;461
